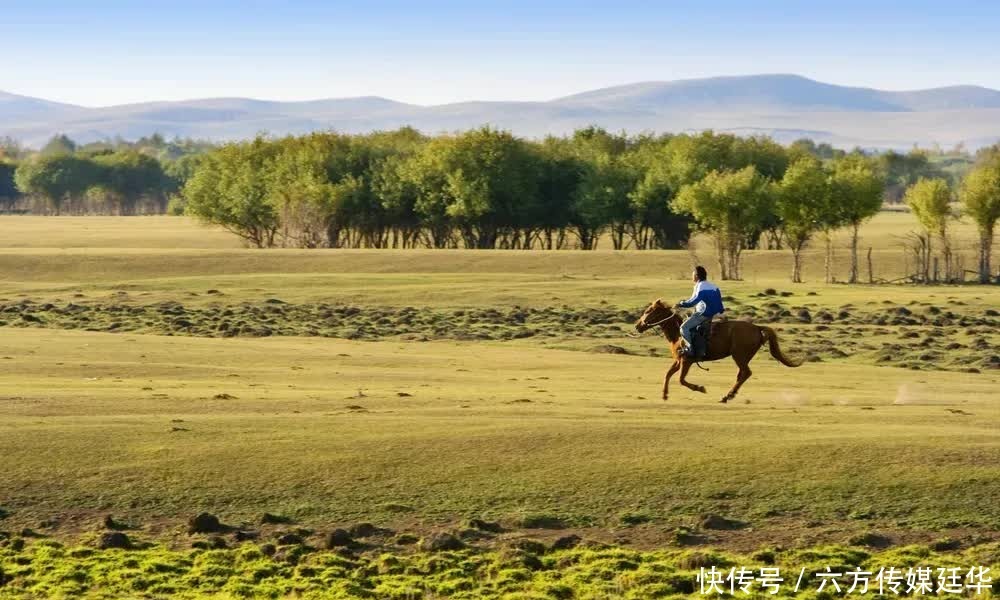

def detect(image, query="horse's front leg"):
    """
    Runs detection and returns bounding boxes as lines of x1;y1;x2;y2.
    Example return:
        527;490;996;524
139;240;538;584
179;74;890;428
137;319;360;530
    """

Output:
662;360;680;401
678;359;707;394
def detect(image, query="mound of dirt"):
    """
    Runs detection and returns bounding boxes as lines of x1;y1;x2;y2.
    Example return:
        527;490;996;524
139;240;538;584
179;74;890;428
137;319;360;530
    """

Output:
518;515;566;529
98;531;132;550
550;534;582;551
276;532;304;546
188;513;224;534
325;529;353;548
465;519;503;534
349;523;392;538
588;345;632;355
420;533;465;551
700;514;747;530
848;531;892;548
260;513;293;525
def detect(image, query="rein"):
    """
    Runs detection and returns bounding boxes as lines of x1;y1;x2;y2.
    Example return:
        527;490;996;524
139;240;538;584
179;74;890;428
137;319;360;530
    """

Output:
625;314;674;338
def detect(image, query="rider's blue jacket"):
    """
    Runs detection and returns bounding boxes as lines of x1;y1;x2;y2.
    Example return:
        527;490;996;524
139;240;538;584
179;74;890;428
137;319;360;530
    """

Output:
678;281;725;318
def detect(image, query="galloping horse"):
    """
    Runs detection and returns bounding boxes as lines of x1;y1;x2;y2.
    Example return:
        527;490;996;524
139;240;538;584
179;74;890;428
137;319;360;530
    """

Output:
633;299;802;403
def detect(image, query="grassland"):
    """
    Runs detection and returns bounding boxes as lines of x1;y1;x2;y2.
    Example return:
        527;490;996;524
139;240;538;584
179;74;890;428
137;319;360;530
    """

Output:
0;213;998;598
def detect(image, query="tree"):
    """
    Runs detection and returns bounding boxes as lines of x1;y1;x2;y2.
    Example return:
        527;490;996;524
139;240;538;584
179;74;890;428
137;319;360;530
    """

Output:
0;137;27;161
832;154;885;283
92;151;170;214
183;137;280;247
961;156;1000;283
572;151;633;249
371;154;423;248
777;157;833;282
879;149;947;203
401;137;457;248
40;134;77;156
267;141;341;248
674;166;774;280
533;143;579;249
14;154;98;214
903;178;953;282
626;137;692;250
405;127;541;249
0;160;18;211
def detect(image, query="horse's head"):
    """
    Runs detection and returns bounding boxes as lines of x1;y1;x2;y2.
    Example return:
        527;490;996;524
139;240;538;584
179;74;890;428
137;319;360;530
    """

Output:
634;298;675;333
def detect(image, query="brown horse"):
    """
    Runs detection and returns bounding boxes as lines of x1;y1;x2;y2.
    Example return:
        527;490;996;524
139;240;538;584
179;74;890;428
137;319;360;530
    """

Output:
633;299;802;403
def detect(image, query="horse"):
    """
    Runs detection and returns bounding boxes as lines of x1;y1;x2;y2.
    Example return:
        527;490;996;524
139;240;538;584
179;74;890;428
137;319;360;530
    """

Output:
633;299;802;403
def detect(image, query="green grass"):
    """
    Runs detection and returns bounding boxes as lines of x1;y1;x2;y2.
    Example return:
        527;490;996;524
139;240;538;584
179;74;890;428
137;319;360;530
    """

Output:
2;328;998;538
0;214;998;597
3;539;998;599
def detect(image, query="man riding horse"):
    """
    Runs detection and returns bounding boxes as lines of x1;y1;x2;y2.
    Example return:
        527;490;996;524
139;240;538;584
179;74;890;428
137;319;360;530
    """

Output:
675;266;723;359
633;268;802;403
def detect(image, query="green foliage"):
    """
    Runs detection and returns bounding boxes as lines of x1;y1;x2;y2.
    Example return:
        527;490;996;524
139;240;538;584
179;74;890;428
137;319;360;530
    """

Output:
14;149;174;215
14;153;97;214
961;155;1000;232
831;153;886;282
39;133;77;156
0;541;991;599
904;177;952;238
0;136;27;161
788;138;844;161
183;136;282;248
0;160;18;210
91;151;170;214
879;149;954;201
831;154;885;227
960;154;1000;282
777;157;835;281
675;166;774;279
422;127;542;249
779;157;835;245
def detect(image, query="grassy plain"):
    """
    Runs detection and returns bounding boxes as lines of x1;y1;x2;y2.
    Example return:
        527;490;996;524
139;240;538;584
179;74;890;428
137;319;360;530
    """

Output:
0;213;998;598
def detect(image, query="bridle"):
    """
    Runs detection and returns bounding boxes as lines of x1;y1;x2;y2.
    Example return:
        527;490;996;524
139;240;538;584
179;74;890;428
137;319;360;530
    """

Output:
626;312;674;338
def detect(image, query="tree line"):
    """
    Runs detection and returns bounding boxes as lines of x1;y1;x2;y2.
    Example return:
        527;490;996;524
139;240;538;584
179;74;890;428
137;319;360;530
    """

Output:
1;128;998;283
179;127;999;283
0;134;208;215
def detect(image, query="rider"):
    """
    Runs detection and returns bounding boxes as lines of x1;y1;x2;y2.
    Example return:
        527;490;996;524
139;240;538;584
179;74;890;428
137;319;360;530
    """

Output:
676;266;724;356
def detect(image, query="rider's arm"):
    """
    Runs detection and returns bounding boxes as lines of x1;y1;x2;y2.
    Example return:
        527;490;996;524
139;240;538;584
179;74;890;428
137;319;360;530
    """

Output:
677;282;703;308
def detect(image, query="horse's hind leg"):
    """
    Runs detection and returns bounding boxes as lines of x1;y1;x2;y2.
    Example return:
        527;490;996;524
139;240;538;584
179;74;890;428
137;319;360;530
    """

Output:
662;360;680;401
721;358;752;404
679;360;707;394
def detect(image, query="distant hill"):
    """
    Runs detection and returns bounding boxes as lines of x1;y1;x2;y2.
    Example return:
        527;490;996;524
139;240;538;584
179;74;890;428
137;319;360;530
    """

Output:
3;74;1000;150
0;90;80;121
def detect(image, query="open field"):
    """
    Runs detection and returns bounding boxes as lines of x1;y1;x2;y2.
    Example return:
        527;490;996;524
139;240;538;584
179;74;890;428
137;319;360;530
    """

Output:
0;214;998;598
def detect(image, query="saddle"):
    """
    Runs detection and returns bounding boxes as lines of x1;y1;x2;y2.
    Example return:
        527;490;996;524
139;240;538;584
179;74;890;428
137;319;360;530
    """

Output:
690;316;715;360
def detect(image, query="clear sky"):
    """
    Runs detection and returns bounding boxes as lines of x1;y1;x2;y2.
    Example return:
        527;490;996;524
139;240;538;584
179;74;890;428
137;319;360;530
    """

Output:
3;0;999;107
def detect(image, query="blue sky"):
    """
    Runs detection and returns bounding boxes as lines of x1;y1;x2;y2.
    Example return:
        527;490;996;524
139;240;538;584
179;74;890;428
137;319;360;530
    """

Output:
3;0;999;106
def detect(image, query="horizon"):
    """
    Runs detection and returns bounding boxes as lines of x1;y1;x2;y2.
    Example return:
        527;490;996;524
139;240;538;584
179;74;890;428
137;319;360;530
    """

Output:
3;0;1000;107
5;73;1000;109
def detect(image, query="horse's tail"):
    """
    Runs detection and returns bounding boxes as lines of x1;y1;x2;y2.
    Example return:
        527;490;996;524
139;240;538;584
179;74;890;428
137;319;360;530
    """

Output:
759;326;802;367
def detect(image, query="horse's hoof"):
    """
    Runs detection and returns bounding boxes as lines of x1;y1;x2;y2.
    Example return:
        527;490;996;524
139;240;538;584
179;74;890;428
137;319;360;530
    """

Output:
662;396;669;402
719;397;730;404
695;386;707;394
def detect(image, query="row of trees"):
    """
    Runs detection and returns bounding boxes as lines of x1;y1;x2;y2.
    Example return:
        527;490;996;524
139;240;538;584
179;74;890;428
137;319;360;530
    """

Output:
903;151;1000;284
182;127;1000;284
3;128;998;283
0;134;209;214
180;127;891;281
12;151;178;214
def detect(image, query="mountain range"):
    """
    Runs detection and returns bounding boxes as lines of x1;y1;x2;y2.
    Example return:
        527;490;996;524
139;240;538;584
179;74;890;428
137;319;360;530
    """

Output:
3;74;1000;150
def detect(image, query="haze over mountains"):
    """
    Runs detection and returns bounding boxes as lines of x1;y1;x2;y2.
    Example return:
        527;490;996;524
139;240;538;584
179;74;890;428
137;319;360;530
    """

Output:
3;74;1000;150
